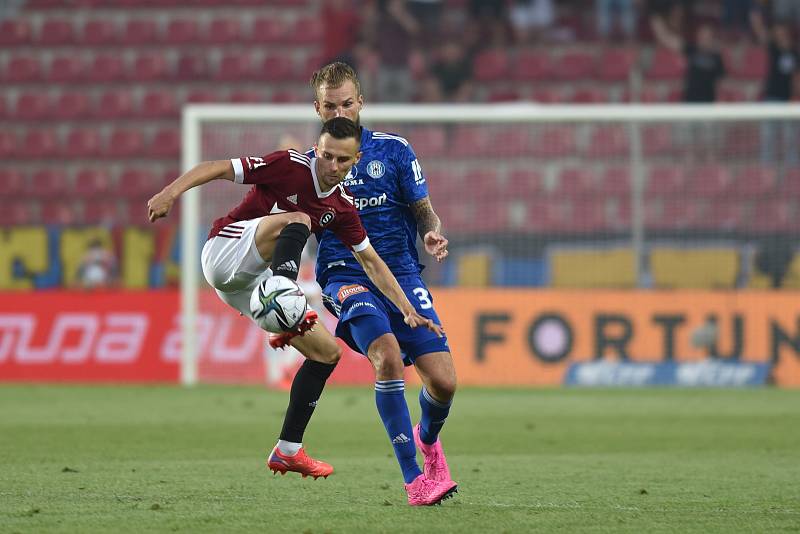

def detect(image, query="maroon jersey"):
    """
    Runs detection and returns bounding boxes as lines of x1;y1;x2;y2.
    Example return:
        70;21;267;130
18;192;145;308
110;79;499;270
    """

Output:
208;149;369;251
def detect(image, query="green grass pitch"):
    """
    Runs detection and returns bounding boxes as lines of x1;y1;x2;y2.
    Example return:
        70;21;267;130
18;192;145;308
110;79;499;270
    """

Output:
1;385;799;533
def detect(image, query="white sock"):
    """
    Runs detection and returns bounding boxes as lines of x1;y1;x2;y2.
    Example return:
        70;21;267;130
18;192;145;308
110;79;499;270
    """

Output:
277;440;301;456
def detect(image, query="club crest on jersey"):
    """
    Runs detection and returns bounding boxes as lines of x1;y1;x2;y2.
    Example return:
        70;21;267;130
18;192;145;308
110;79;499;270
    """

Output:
337;284;368;302
319;209;335;226
366;160;385;179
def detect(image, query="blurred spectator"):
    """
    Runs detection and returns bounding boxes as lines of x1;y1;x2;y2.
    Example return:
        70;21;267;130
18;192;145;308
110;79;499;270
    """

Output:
429;40;474;102
76;239;118;289
374;0;419;101
509;0;556;43
772;0;800;30
682;24;726;103
595;0;637;41
759;23;799;165
648;0;691;48
755;237;795;288
468;0;510;49
407;0;443;47
322;0;361;63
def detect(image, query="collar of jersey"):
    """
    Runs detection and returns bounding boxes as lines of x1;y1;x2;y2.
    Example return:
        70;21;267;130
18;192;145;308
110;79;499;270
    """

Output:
310;157;339;198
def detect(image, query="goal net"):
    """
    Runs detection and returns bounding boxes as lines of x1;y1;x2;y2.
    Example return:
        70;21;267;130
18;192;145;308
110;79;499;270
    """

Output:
181;103;800;385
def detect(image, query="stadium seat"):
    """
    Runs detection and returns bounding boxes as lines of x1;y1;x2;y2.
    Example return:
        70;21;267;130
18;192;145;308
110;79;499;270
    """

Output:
27;169;70;198
81;18;118;45
550;247;637;288
164;19;198;44
106;129;145;157
95;90;135;119
569;200;610;232
650;247;740;289
507;169;545;197
685;165;732;197
121;19;159;45
257;54;295;81
133;53;169;81
702;201;747;232
73;168;113;198
598;167;631;195
0;20;32;46
0;132;16;159
185;89;221;103
570;87;609;104
553;51;595;81
4;55;41;83
751;199;795;233
584;125;629;157
449;126;491;157
778;168;800;196
733;166;777;197
41;202;81;226
14;92;50;121
492;127;532;156
0;169;25;195
65;128;102;158
176;53;210;80
642;125;674;155
250;17;286;43
718;85;748;102
731;46;767;80
596;48;637;81
648;48;685;80
407;126;447;158
287;16;323;44
532;127;576;158
38;18;75;45
0;94;5;119
721;124;759;158
52;91;91;120
118;169;163;200
215;52;253;81
646;199;704;230
88;54;126;83
0;203;35;226
530;88;565;103
512;50;551;81
48;55;85;83
486;88;522;102
473;49;510;82
554;167;596;197
204;17;242;44
140;90;178;118
20;130;58;159
148;128;181;158
84;199;128;226
229;90;265;103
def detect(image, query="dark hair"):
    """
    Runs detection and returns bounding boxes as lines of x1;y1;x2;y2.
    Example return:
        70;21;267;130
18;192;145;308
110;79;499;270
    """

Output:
310;62;361;100
320;117;361;145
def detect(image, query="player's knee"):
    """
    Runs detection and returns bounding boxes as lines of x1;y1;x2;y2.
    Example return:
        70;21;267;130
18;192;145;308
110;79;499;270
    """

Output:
430;373;457;401
305;342;341;365
283;211;311;230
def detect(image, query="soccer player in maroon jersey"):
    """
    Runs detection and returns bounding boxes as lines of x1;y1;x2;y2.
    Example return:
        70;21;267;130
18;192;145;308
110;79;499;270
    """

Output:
147;118;455;503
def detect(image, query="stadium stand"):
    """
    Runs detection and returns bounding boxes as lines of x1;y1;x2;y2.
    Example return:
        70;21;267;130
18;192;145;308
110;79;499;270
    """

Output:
550;247;637;288
650;247;740;289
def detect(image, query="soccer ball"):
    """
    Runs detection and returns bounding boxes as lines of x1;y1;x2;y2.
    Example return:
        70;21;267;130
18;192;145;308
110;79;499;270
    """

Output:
249;275;307;333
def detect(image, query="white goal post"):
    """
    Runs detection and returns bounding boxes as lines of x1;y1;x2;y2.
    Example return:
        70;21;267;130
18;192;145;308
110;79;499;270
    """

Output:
181;103;800;385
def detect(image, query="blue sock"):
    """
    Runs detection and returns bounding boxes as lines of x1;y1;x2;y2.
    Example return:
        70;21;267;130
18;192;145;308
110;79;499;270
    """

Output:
375;380;422;484
419;387;452;445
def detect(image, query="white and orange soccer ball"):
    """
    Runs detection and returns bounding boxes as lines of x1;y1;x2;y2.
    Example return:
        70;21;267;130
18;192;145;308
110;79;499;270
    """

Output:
249;275;307;333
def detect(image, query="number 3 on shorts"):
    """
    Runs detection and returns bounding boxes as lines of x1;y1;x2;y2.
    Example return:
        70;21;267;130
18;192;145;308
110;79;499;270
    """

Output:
413;287;432;309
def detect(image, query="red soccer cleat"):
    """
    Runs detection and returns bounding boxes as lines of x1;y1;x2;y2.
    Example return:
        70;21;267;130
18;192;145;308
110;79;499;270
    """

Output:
268;309;318;349
266;446;333;479
413;423;452;482
404;474;458;506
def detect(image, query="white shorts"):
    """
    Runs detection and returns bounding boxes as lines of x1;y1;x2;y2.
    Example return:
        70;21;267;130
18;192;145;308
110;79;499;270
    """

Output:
201;217;272;318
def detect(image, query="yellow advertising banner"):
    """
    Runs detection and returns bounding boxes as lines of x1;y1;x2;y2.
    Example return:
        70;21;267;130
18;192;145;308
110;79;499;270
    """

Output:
425;290;800;387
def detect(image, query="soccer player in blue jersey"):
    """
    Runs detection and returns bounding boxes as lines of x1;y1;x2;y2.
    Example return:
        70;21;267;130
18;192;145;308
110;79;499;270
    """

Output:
270;62;459;506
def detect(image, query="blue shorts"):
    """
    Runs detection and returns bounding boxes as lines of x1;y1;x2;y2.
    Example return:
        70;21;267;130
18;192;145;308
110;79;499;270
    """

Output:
322;273;450;366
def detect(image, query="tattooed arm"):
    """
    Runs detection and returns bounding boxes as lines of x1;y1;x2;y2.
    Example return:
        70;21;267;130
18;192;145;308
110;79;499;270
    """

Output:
410;197;448;262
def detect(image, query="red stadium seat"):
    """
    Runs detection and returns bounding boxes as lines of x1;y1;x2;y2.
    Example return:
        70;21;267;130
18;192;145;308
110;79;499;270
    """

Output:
646;166;685;197
721;124;759;158
0;203;35;226
73;168;113;198
778;168;800;196
38;18;75;45
65;128;102;158
648;48;685;80
597;48;637;82
121;19;159;45
88;54;126;83
513;50;551;81
553;51;595;81
751;199;794;233
731;46;767;80
554;168;597;197
52;91;91;120
41;201;81;225
507;169;545;198
492;127;532;157
407;126;447;159
449;127;491;157
257;54;294;81
215;52;253;81
95;90;135;119
176;53;210;80
204;18;242;44
84;199;125;226
20;130;58;159
81;18;118;45
185;89;222;103
270;90;304;103
0;169;26;195
118;169;163;199
685;165;732;197
148;128;181;157
0;132;16;159
4;55;41;83
486;88;522;102
0;20;32;46
585;125;629;157
642;125;674;155
703;202;747;232
473;49;510;82
14;92;50;121
48;55;85;83
163;19;198;44
718;86;748;102
250;17;286;43
140;90;178;118
229;90;265;103
27;169;70;198
530;88;565;103
733;166;777;197
287;16;323;44
532;127;576;158
133;53;169;81
570;87;609;104
106;129;145;158
598;167;631;194
646;199;704;230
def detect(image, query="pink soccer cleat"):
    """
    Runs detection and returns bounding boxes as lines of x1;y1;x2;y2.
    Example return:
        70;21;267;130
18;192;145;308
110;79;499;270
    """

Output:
413;423;452;482
404;474;458;506
266;446;333;479
268;309;318;349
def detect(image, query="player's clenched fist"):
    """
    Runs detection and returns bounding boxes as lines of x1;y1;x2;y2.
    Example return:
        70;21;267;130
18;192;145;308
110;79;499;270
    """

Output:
147;190;175;222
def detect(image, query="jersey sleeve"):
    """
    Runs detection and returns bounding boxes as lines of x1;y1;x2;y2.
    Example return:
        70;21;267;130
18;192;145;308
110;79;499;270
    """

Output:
230;150;287;185
395;142;430;204
331;202;370;252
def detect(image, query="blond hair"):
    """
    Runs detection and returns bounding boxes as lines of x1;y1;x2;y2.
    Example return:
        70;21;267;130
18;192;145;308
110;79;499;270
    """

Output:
310;62;362;100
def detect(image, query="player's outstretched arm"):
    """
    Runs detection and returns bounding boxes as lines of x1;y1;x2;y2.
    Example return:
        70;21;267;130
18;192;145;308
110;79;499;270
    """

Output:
352;245;443;337
410;197;449;262
147;160;235;222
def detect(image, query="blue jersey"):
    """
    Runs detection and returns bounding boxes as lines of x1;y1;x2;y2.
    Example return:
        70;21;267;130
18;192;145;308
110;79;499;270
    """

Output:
311;127;429;287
